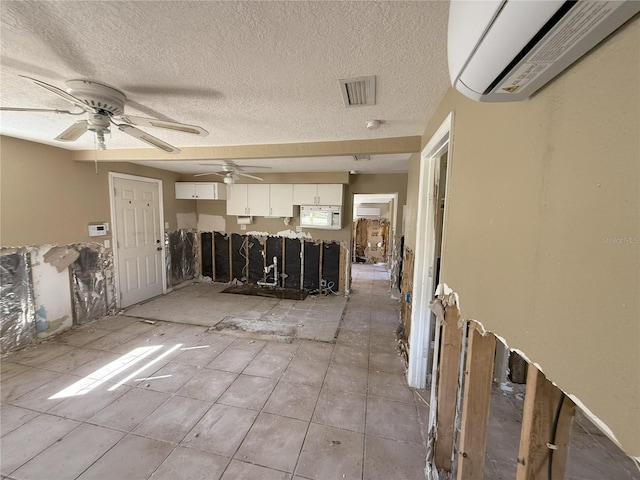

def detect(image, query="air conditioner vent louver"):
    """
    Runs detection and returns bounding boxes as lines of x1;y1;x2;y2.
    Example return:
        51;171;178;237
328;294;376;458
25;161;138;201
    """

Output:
339;76;376;107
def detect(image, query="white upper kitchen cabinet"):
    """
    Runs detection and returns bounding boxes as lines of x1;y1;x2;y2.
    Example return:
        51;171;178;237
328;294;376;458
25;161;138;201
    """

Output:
269;184;294;217
226;184;270;216
292;184;343;206
175;182;226;200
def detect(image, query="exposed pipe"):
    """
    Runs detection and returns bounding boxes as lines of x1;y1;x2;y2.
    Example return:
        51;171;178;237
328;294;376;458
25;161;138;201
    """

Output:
257;256;279;288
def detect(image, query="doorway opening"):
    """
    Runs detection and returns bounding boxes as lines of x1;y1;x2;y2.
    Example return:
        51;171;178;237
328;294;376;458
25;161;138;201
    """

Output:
407;112;453;389
351;193;398;265
109;172;166;309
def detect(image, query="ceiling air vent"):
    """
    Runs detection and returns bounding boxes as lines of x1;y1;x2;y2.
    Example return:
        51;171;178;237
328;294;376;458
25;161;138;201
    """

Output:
339;76;376;107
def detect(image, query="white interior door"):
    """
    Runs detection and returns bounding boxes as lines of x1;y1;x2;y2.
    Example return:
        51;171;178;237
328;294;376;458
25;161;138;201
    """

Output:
112;176;164;308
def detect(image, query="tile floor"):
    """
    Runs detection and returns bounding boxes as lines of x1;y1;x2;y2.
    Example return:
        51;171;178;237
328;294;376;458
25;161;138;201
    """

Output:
1;263;428;480
123;282;347;343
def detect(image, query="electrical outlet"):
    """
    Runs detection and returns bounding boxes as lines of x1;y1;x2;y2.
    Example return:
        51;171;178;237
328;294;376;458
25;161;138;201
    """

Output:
321;279;327;287
295;226;303;233
240;224;246;230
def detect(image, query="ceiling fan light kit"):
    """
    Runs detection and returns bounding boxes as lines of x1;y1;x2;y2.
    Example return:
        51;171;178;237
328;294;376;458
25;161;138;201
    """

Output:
0;76;209;154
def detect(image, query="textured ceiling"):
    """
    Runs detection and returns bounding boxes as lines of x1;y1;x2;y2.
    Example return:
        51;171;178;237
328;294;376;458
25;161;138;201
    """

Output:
0;1;450;173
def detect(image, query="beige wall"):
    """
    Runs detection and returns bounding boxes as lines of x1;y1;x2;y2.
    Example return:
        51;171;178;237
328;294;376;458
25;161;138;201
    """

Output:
0;136;195;246
406;18;639;456
193;172;408;244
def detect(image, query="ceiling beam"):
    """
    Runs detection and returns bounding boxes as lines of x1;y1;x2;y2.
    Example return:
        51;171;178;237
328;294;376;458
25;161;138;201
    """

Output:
70;136;421;162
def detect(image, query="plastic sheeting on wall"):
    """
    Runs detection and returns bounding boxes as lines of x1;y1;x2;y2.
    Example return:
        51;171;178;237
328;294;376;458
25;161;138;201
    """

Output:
201;232;213;279
70;245;109;325
166;229;198;287
0;249;36;354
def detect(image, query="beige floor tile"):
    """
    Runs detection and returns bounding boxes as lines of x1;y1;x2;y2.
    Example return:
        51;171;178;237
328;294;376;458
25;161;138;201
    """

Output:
88;388;169;431
8;373;82;412
5;344;74;367
0;405;39;437
322;363;368;394
150;446;230;480
312;388;366;433
134;395;211;443
182;404;258;457
206;347;258;373
12;423;124;480
177;368;237;402
235;413;308;473
221;459;291;480
137;361;200;393
364;434;426;480
367;370;414;403
263;380;320;421
1;369;61;403
365;396;422;444
295;423;364;480
0;414;79;475
282;357;329;387
243;352;292;379
77;434;173;480
218;374;277;410
368;351;405;374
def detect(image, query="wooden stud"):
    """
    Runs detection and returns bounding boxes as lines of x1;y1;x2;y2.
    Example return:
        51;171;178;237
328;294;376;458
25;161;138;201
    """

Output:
211;233;216;281
339;244;346;292
228;235;233;282
318;241;324;288
434;310;464;471
456;327;496;480
516;365;575;480
282;239;286;288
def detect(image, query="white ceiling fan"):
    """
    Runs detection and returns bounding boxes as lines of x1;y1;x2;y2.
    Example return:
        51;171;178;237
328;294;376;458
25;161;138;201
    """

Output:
0;75;209;154
195;161;270;185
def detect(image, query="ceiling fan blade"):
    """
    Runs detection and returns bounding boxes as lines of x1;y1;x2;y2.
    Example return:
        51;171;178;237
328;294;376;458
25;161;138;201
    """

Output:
197;162;271;170
237;172;264;181
55;120;89;141
0;107;85;115
20;75;96;113
114;115;208;136
194;172;225;178
117;124;180;154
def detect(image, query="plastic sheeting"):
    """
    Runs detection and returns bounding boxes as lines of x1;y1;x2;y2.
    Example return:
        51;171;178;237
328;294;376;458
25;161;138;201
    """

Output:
166;229;198;287
0;249;36;354
70;245;109;325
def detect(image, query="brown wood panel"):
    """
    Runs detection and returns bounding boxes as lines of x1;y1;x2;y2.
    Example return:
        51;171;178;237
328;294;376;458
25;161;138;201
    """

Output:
456;328;496;480
339;244;346;292
434;311;464;471
516;365;575;480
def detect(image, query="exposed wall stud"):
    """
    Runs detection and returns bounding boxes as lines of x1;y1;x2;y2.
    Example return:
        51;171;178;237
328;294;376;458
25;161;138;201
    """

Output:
434;307;464;471
456;327;496;480
516;365;575;480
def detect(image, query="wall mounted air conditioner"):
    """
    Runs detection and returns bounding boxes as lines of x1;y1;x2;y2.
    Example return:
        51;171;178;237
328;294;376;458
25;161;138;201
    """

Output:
448;0;640;102
355;207;381;217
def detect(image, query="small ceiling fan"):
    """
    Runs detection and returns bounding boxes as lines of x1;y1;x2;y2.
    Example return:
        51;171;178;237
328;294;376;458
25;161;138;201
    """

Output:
0;75;209;154
195;161;270;185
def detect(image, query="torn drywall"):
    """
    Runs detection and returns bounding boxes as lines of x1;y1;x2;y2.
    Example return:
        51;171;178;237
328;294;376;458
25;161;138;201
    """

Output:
177;212;197;230
42;246;80;273
0;249;36;354
197;213;225;233
31;246;73;338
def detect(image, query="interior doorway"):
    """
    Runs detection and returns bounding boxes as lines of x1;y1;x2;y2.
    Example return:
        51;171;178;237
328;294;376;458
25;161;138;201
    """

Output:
407;112;453;389
109;172;166;308
351;193;398;266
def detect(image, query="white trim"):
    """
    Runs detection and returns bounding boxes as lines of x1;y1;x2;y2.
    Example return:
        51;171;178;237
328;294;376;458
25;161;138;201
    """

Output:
108;172;167;309
407;112;454;389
